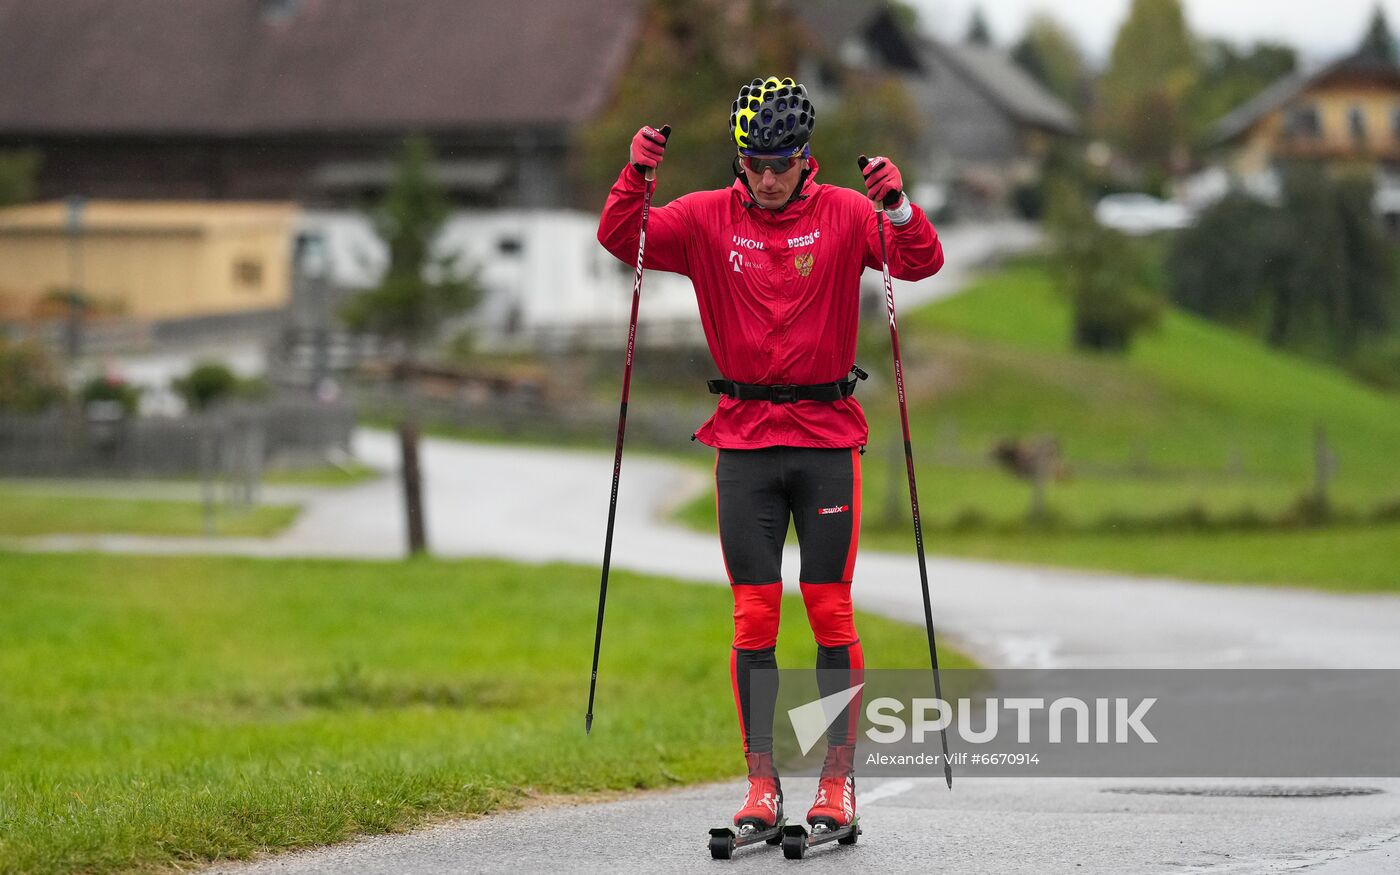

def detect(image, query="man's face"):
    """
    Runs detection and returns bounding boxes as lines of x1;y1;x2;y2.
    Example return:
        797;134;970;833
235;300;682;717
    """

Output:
741;155;807;209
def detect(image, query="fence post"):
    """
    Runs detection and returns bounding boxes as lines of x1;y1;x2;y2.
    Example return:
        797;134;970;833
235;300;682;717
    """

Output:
199;426;219;536
399;420;428;556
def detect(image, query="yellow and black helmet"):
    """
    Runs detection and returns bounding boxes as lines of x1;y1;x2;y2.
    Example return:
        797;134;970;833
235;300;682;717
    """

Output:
730;76;815;155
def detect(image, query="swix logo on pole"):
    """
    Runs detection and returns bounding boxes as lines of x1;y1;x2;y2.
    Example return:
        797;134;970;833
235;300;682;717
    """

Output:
818;505;850;515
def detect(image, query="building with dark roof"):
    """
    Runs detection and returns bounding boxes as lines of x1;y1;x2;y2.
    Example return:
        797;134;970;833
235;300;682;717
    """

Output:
1210;21;1400;176
911;37;1078;213
0;0;644;207
791;0;1078;216
1;0;1076;215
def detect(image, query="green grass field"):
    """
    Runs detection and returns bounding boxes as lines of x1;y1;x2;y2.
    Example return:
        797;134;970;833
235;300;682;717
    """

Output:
0;551;976;874
673;259;1400;592
0;484;299;538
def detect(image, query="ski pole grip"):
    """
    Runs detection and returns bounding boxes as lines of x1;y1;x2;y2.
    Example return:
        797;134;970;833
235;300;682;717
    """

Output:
644;125;672;182
857;155;884;213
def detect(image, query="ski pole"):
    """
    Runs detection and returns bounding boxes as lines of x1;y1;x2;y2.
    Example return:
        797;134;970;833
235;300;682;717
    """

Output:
859;156;954;788
587;126;669;735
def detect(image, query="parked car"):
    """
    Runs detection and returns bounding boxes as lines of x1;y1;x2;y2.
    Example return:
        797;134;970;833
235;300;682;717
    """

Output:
1094;193;1193;235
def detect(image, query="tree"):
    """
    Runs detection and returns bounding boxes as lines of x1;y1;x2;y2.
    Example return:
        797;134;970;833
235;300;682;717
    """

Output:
340;134;481;370
1358;4;1397;62
966;5;993;46
173;361;241;412
340;133;483;556
0;338;66;413
1012;13;1086;109
1098;0;1200;175
813;72;923;193
1186;39;1295;145
578;0;797;203
577;0;924;203
1046;180;1163;352
1167;168;1395;356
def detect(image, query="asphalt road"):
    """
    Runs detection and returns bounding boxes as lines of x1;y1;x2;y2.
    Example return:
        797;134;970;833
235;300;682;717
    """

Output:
12;430;1400;873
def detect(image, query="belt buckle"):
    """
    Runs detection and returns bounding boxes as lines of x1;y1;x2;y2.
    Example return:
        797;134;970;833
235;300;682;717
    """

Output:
770;384;798;404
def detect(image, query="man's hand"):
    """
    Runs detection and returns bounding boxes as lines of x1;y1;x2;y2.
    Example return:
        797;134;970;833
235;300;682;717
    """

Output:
630;125;671;172
858;155;903;208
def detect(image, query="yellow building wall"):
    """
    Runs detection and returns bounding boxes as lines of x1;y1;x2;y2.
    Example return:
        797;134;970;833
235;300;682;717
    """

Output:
0;202;297;321
1231;82;1400;173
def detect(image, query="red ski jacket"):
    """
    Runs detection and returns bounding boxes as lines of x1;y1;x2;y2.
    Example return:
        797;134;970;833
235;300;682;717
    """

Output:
596;157;944;449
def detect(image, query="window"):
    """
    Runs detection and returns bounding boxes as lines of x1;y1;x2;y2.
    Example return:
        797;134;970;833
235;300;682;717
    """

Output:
233;257;264;292
1349;106;1368;145
1285;105;1321;140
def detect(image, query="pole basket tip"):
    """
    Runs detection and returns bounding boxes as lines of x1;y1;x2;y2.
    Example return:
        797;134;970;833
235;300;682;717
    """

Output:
944;765;953;789
585;714;593;734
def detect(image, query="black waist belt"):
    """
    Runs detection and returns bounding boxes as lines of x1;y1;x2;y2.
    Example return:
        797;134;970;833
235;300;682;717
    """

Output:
707;366;868;404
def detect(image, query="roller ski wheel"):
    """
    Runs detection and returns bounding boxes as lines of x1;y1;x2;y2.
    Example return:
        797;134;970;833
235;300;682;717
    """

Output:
707;820;784;859
781;817;862;859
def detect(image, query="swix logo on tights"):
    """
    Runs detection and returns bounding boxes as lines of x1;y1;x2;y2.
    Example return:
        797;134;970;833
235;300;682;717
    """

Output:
818;505;850;515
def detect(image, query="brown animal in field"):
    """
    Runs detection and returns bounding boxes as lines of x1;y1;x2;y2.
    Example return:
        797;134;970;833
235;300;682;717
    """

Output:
991;437;1071;482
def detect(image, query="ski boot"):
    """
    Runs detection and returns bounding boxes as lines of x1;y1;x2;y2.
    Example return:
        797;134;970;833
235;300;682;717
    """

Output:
735;751;783;829
709;752;784;859
806;743;856;829
782;744;861;858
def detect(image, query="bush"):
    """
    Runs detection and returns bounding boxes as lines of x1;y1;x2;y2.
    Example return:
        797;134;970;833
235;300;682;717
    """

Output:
173;362;240;412
0;338;67;413
1169;166;1396;357
1046;180;1163;352
80;373;140;415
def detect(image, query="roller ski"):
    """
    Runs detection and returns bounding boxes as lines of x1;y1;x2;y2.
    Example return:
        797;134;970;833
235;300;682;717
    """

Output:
781;745;861;859
708;753;785;859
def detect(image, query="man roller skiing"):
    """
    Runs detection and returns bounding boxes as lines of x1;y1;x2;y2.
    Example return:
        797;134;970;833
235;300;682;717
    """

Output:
597;76;943;837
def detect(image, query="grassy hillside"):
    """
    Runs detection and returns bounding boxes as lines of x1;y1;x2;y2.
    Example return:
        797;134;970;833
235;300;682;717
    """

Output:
850;259;1400;525
898;260;1400;487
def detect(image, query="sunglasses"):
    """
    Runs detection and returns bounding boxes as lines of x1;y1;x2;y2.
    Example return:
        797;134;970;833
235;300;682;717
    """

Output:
739;151;803;175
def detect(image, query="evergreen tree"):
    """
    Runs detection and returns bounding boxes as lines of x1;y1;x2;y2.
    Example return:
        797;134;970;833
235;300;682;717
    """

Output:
340;134;481;369
1045;179;1163;353
1011;13;1086;108
1358;4;1397;62
1099;0;1201;175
